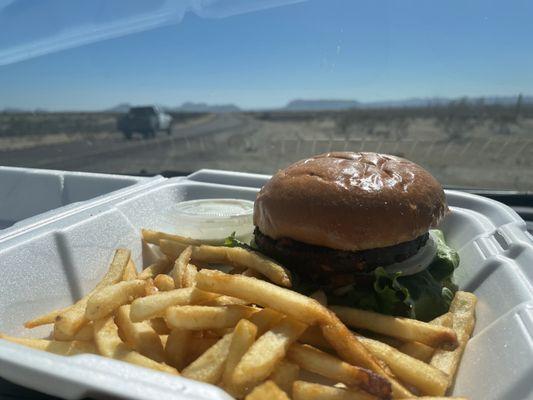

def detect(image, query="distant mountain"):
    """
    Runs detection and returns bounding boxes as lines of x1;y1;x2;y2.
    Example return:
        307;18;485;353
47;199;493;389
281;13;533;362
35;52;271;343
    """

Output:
285;99;360;111
1;107;49;113
475;95;533;106
282;95;533;111
173;102;241;113
104;102;240;113
362;98;450;108
1;107;27;113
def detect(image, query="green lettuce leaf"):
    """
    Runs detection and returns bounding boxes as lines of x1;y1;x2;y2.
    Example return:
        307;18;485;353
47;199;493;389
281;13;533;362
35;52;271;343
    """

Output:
330;230;460;321
223;232;257;251
374;267;413;317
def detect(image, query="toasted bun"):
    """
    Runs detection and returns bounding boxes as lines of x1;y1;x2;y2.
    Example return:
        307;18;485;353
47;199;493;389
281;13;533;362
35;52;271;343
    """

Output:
253;152;448;251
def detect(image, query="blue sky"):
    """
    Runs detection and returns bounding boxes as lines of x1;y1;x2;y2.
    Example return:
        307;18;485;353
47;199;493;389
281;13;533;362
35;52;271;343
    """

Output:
0;0;532;110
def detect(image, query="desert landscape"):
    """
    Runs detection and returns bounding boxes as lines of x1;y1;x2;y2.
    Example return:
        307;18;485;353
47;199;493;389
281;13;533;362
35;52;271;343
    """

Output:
1;102;532;190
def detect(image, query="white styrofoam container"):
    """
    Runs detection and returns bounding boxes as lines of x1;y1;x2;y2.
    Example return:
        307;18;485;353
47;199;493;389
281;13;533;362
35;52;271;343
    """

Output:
0;166;160;232
0;169;532;400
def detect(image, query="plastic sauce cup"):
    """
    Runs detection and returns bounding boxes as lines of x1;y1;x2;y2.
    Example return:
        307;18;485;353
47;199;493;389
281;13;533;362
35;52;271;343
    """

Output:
173;198;254;244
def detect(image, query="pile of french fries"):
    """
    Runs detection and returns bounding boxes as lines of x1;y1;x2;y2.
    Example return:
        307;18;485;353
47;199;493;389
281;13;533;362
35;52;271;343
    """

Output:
1;228;477;400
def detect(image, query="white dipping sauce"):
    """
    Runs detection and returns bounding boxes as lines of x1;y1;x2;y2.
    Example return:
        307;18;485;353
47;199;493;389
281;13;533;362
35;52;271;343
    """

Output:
173;199;254;244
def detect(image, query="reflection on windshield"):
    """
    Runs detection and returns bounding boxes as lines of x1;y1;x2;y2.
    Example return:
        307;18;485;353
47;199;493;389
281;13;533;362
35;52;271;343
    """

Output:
1;102;532;190
0;0;532;191
0;0;301;65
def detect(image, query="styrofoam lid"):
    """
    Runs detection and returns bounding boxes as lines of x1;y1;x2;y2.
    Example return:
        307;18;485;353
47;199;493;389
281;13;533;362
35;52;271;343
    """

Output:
174;199;254;243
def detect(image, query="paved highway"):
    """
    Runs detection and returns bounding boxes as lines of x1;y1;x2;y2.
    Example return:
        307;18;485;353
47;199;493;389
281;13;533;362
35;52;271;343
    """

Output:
0;113;257;175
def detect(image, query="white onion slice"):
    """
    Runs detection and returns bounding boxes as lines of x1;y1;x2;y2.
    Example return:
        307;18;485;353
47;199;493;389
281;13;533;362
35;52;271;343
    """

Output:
383;231;438;276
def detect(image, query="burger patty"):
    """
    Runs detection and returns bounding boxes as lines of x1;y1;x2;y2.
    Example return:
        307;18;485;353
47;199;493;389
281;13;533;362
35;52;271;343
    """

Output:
254;228;429;288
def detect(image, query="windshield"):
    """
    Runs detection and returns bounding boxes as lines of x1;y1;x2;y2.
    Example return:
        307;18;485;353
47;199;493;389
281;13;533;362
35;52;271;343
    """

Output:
1;0;532;190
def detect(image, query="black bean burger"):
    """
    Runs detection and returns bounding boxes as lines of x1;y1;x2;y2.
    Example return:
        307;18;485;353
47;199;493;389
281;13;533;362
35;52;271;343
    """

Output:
252;152;459;321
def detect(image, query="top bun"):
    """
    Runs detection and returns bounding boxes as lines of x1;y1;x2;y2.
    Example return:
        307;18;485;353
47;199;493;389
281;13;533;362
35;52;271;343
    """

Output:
253;152;448;251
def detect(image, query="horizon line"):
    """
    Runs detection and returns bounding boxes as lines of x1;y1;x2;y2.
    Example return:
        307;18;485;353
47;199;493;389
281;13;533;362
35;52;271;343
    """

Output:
2;93;530;113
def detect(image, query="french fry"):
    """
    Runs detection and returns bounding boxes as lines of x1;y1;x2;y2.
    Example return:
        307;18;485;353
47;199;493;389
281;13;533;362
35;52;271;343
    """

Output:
221;319;258;397
24;306;71;329
170;246;192;288
268;360;300;396
165;329;191;370
299;325;332;350
186;337;220;365
201;295;250;307
192;245;292;287
0;333;97;356
165;305;257;330
375;358;394;378
330;306;458;348
232;317;307;389
364;333;403;349
144;278;159;296
93;316;177;375
85;280;146;320
245;380;290;400
154;274;175;291
247;307;285;336
242;268;263;279
399;341;433;363
92;317;125;358
123;259;138;281
320;312;385;372
72;322;94;341
196;270;328;324
159;239;291;287
310;290;328;306
15;240;478;400
54;248;131;339
288;343;391;398
357;336;449;396
115;305;165;362
129;287;218;322
181;333;233;383
321;313;413;399
183;263;198;287
188;244;231;262
142;229;202;246
430;292;477;389
292;381;378;400
399;313;453;362
432;312;453;328
150;318;171;334
159;239;190;261
55;324;88;341
138;257;171;280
